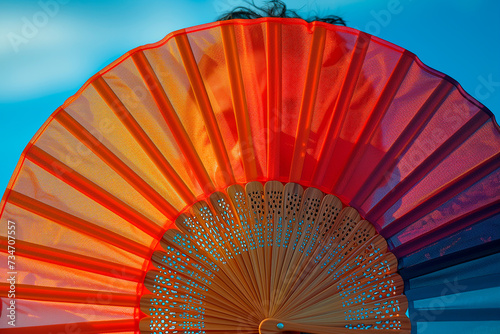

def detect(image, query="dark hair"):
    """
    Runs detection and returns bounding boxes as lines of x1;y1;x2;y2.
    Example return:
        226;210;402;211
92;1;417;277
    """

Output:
217;0;346;26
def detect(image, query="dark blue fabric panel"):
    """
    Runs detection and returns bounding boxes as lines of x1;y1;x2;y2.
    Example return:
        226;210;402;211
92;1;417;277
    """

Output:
406;274;500;301
411;308;500;321
404;252;500;332
413;321;500;334
398;213;500;279
407;252;500;290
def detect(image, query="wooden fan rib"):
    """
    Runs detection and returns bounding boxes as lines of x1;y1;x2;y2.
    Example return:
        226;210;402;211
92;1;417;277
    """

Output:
175;33;236;184
266;181;284;316
221;25;258;181
151;249;218;294
54;110;179;220
142;297;259;328
144;266;253;318
302;198;345;265
274;188;324;309
337;275;403;307
162;210;264;314
193;227;259;309
281;232;389;314
278;189;340;316
1;320;136;334
7;190;149;258
173;210;225;264
255;181;277;313
324;238;387;289
344;305;410;326
91;76;196;204
282;237;389;315
277;194;344;311
296;188;324;255
259;318;340;334
351;79;455;210
266;21;282;180
0;237;144;281
326;219;379;270
281;183;304;249
146;304;258;333
227;184;267;307
319;206;362;263
339;273;406;304
291;306;408;325
191;200;250;270
0;283;138;307
380;151;500;238
161;228;219;273
304;193;343;257
290;313;410;329
273;184;303;257
25;146;164;239
260;318;410;334
145;273;249;317
227;184;261;250
312;32;371;187
246;181;266;248
364;111;491;221
143;275;254;321
245;181;269;308
289;26;327;182
141;182;409;332
209;192;263;307
209;191;251;255
176;204;231;265
144;267;209;297
141;290;257;322
131;51;215;194
144;265;210;290
288;312;410;332
264;181;283;249
277;208;354;316
270;183;304;315
144;307;258;329
140;317;257;332
337;251;400;285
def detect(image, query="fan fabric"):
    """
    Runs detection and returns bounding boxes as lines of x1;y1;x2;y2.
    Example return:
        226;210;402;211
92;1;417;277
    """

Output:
0;18;499;333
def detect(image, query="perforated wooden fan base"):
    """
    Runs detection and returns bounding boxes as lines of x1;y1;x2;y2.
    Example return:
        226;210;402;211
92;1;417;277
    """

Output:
140;181;409;334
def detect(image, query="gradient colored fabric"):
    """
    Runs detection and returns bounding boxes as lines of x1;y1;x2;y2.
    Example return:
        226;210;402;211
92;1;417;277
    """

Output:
0;18;499;333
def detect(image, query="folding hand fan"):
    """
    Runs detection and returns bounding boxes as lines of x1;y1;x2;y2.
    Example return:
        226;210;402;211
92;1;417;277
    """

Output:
1;17;499;334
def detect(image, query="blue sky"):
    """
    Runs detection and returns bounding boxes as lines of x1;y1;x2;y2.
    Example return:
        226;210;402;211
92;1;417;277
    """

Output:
0;0;499;192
